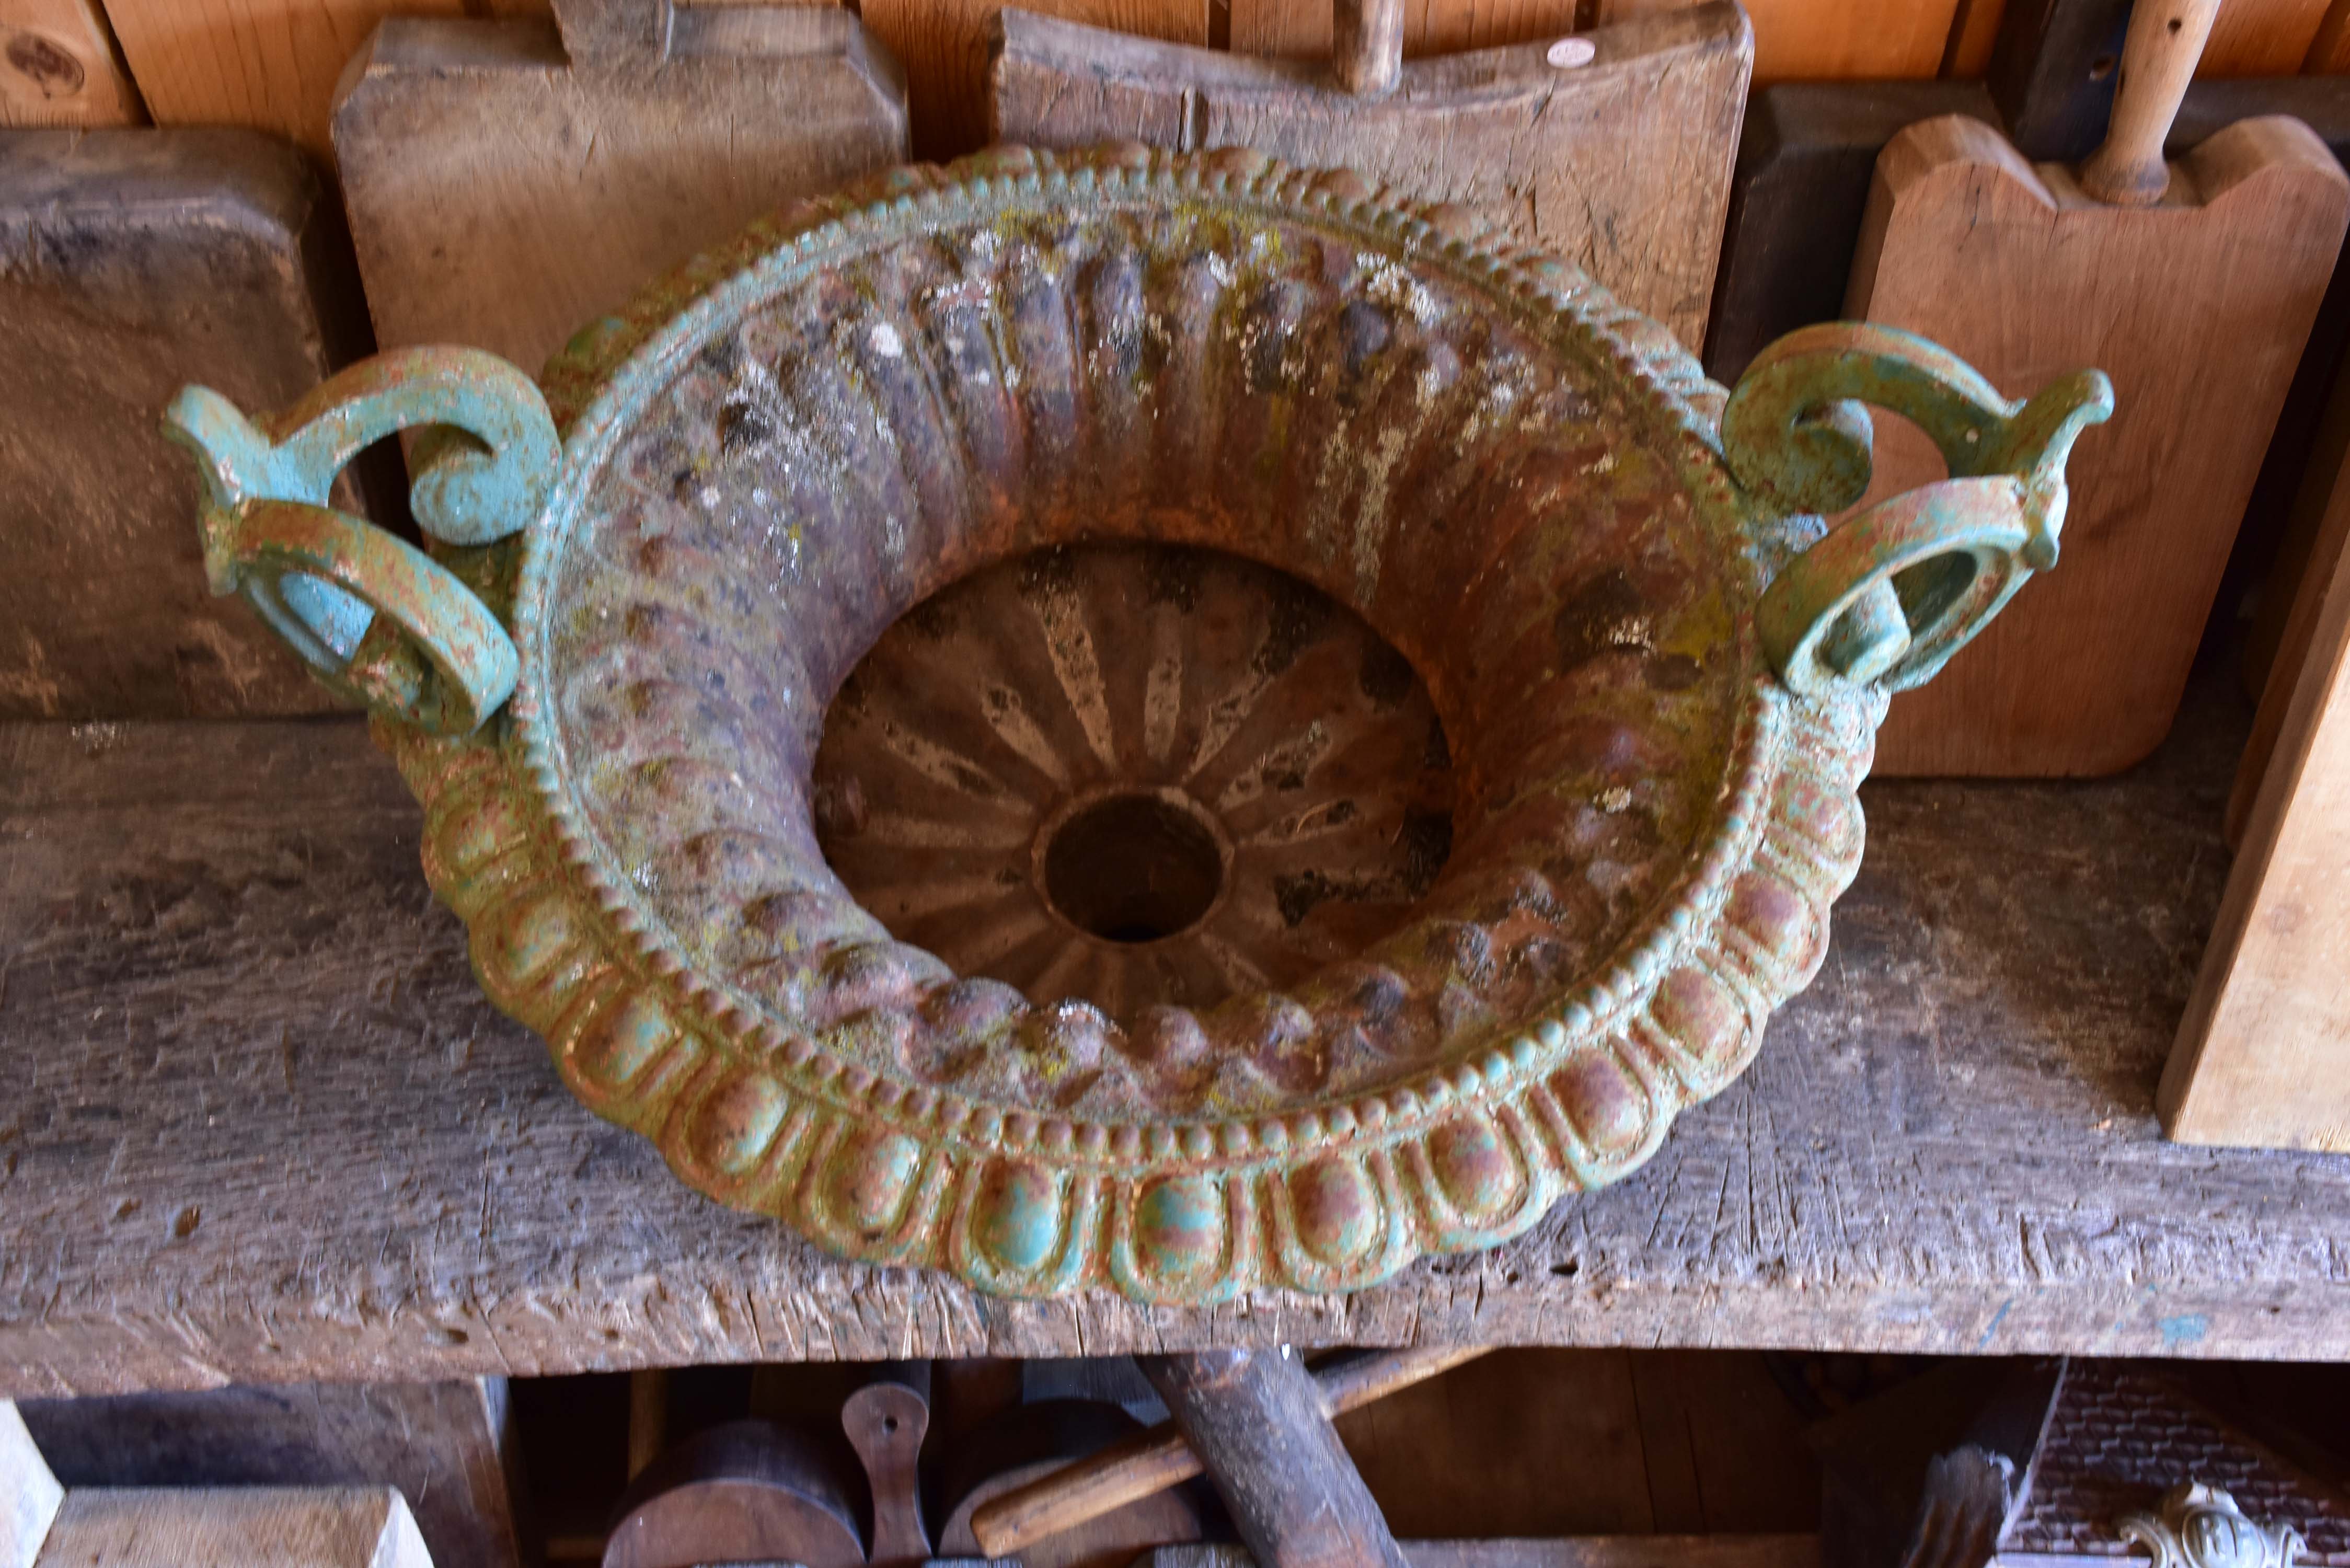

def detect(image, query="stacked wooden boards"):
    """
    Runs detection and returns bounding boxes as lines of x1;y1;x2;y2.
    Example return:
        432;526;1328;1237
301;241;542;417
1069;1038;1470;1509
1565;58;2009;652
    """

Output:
1847;0;2350;775
992;0;1752;349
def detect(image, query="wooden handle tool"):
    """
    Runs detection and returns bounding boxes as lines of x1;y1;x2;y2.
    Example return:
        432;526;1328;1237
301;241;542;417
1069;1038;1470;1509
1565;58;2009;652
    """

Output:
2079;0;2222;205
968;1346;1486;1558
1333;0;1406;96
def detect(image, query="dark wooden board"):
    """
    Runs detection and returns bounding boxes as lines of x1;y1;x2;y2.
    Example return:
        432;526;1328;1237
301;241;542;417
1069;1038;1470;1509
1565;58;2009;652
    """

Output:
1704;82;1997;384
17;1379;524;1568
2;672;2347;1394
0;128;376;721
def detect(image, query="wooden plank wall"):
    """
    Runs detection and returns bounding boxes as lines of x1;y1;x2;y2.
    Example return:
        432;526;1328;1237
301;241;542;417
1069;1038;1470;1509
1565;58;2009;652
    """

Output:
34;0;2350;167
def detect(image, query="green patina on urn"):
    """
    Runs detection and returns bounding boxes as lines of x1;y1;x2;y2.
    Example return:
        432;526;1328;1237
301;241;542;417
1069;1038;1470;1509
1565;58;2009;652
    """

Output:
167;144;2111;1302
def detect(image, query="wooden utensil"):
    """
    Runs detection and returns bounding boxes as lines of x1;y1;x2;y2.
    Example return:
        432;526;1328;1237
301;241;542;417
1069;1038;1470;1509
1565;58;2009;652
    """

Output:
2163;373;2350;1152
989;0;1751;350
1847;0;2350;776
333;0;907;376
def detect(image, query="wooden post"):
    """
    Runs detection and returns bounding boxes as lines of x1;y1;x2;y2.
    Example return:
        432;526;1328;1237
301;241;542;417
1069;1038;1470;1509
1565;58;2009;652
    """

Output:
1138;1350;1408;1568
1332;0;1404;96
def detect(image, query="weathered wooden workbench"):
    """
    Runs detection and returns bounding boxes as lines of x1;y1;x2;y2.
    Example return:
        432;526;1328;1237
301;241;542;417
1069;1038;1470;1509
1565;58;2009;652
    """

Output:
4;671;2344;1399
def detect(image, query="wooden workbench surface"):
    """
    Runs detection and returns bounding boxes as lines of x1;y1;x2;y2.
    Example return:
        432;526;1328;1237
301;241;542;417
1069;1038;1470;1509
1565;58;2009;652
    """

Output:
4;673;2344;1397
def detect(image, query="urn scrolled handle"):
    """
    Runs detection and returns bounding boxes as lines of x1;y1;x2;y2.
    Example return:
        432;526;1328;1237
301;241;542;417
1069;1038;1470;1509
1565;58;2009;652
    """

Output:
1724;321;2115;701
164;346;559;735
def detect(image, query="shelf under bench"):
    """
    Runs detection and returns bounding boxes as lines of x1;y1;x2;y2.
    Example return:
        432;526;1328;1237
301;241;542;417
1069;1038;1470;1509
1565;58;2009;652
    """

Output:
3;671;2344;1398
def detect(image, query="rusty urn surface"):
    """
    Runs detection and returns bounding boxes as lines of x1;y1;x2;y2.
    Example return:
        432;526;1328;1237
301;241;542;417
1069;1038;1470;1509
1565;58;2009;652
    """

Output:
169;144;2111;1301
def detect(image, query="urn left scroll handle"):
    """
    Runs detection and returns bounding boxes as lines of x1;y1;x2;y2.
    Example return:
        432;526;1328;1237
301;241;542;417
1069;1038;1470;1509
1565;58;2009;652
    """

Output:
1722;321;2113;701
164;347;561;735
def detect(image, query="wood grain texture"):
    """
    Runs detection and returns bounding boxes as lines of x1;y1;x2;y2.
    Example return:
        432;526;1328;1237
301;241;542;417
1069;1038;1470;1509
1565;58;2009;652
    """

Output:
0;127;377;720
1702;81;1998;383
973;1350;1481;1558
864;0;1204;159
1;0;142;126
947;1435;1205;1568
600;1420;863;1568
330;8;905;377
1337;1352;1651;1538
841;1379;930;1568
1703;39;2350;381
1595;0;1957;82
990;1;1750;349
0;1404;61;1568
2200;0;2332;76
1941;0;2006;78
99;0;476;162
1227;0;1581;64
2307;0;2350;72
2163;441;2350;1150
1847;113;2350;775
2235;337;2350;840
2;670;2344;1391
2079;0;2221;206
1985;0;2128;165
34;1486;430;1568
1145;1540;1821;1568
17;1380;522;1568
1623;1353;1818;1536
1140;1350;1408;1568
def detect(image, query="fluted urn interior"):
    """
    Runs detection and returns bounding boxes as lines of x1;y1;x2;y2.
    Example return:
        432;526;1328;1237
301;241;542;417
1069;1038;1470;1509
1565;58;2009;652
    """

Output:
814;541;1458;1021
539;181;1755;1123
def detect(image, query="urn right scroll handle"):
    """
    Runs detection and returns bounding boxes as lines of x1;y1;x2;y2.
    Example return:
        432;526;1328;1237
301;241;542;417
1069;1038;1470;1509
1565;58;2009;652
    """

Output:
1722;322;2114;702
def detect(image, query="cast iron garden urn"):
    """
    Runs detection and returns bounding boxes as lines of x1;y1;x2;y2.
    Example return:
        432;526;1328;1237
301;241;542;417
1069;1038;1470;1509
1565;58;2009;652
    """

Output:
167;144;2112;1302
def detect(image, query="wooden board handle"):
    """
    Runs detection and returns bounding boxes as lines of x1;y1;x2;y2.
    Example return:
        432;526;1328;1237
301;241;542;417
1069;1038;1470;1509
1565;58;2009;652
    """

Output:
1333;0;1404;96
2079;0;2221;204
967;1347;1484;1557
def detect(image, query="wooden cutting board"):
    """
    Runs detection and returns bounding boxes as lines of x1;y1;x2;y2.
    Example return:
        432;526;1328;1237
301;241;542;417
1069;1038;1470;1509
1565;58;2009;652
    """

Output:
333;0;907;375
1847;0;2350;777
2163;428;2350;1151
990;0;1751;352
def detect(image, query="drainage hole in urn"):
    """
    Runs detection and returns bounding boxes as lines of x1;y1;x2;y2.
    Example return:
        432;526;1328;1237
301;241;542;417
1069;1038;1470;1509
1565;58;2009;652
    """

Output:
812;540;1457;1019
1042;791;1227;944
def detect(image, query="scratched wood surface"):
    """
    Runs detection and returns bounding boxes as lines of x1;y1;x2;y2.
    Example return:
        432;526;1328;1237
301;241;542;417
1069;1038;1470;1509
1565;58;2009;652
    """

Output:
1;672;2345;1398
1226;0;1582;63
863;0;1206;158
